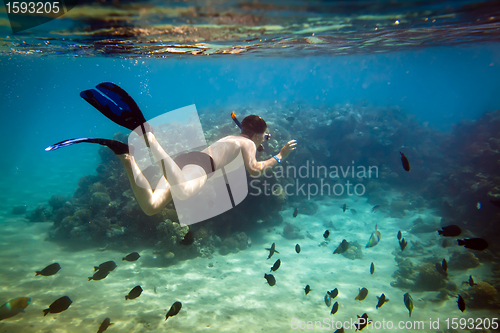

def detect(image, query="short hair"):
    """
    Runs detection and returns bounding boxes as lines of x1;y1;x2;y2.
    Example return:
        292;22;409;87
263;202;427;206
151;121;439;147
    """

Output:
241;115;267;136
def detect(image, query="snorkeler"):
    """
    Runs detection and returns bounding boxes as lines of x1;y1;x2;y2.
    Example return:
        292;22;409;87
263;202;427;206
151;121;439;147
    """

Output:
46;82;297;216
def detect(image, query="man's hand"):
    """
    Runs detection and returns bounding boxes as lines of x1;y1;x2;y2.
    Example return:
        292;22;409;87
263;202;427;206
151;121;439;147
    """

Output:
280;140;297;159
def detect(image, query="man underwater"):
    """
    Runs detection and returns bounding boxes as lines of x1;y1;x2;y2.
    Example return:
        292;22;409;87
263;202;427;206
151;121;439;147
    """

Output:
46;82;297;216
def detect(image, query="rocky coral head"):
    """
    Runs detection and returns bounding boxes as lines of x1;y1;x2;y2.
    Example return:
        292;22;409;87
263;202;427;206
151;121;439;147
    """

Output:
462;281;499;310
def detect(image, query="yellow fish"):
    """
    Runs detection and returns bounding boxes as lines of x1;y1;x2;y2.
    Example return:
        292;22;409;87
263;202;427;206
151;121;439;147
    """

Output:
0;297;31;321
366;225;381;248
404;293;413;317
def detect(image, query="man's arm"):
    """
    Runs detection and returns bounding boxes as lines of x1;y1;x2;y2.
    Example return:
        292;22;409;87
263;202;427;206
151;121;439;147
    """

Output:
241;140;296;177
240;141;279;177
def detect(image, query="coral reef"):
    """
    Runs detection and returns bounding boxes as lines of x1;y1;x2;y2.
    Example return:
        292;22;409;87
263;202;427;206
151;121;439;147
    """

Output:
409;216;439;234
447;251;480;270
219;232;248;255
390;258;415;289
152;220;217;262
341;240;363;260
48;195;67;211
27;205;51;222
282;223;304;240
29;102;500;272
391;256;450;292
434;110;500;255
412;263;448;291
461;281;500;310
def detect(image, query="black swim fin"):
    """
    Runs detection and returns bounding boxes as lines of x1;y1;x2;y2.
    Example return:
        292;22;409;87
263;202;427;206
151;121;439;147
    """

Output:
80;82;152;134
45;138;132;155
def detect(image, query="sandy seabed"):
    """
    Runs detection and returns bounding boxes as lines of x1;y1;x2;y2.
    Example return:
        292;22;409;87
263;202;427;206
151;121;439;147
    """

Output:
0;195;497;333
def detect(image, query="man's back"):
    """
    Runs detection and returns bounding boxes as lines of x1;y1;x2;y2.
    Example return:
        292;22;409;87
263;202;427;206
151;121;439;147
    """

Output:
202;135;257;176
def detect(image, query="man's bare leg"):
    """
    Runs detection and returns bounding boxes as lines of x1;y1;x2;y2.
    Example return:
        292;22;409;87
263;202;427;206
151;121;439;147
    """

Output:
135;132;209;200
117;153;173;216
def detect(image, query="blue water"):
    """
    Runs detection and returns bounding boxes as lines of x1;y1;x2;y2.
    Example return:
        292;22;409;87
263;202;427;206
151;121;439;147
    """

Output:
1;36;500;332
2;44;500;209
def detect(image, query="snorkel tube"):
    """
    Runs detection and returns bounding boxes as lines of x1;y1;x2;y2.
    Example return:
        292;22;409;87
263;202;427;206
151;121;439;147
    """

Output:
231;112;265;152
231;112;243;129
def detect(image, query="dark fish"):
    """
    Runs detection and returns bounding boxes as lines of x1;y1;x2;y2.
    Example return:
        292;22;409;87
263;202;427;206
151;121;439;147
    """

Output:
341;203;348;212
370;262;375;275
286;116;295;123
465;275;477;287
304;285;311;295
400;152;410;172
457;238;489;251
399;238;408;251
94;261;117;272
330;301;339;315
333;239;349;254
165;301;182;321
89;269;110;281
334;328;345;333
404;292;413;317
295;244;301;253
0;297;31;321
97;317;113;333
43;296;72;316
293;208;298;217
264;273;276;286
371;205;380;213
355;287;368;301
442;259;448;272
265;242;279;259
397;230;402;241
270;259;281;272
328;288;338;299
323;230;330;239
125;286;143;300
324;293;331;307
438;225;462;237
376;294;389;309
354;313;371;331
122;252;140;261
457;295;466;312
350;209;357;215
36;263;61;276
180;230;194;246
